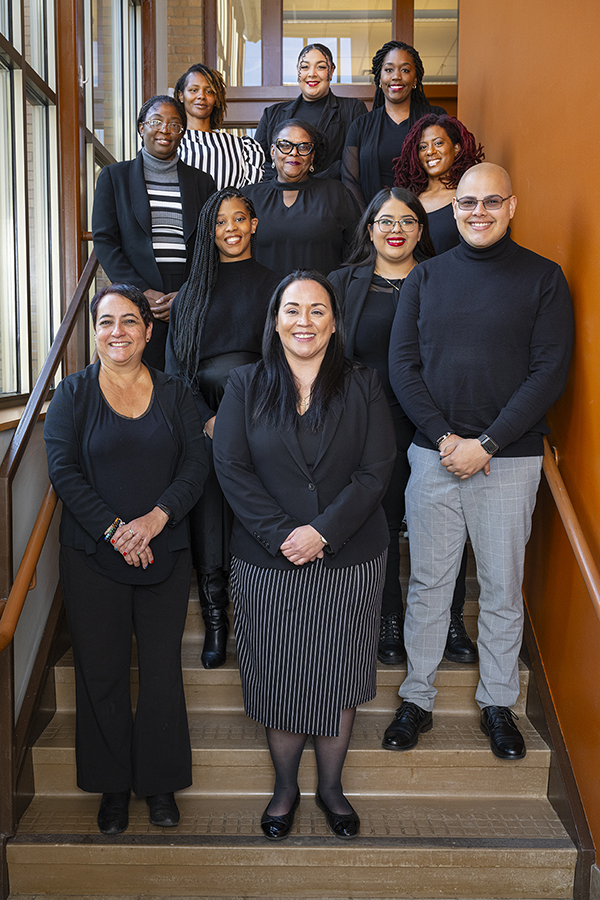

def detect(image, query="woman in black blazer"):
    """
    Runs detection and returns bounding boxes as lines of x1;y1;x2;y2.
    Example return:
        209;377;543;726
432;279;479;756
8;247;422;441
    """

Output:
342;41;445;210
329;188;474;668
92;94;216;369
255;43;367;181
44;285;208;835
213;270;396;842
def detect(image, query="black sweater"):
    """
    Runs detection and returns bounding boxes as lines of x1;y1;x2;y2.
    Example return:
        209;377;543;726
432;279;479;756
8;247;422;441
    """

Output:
389;229;574;457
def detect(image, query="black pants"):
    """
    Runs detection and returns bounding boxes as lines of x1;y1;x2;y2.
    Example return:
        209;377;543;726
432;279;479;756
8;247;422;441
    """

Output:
60;546;192;796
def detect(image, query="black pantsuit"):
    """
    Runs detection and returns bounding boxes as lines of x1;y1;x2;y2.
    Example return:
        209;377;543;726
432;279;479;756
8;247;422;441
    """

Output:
60;547;192;796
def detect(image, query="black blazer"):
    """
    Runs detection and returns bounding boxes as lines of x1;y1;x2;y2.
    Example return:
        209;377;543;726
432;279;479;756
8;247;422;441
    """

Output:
44;361;208;556
342;101;446;210
255;91;368;181
91;151;216;292
213;363;396;570
328;263;377;358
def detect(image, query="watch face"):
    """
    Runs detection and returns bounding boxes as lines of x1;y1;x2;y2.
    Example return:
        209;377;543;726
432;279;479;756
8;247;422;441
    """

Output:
481;436;498;454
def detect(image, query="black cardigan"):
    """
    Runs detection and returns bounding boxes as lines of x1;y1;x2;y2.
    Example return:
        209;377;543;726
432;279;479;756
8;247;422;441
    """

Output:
213;363;396;569
255;90;368;181
342;101;446;210
44;362;208;555
92;151;216;293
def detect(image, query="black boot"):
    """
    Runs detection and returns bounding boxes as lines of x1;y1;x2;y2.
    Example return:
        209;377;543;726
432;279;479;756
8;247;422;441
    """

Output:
377;613;406;665
444;611;477;664
199;569;229;669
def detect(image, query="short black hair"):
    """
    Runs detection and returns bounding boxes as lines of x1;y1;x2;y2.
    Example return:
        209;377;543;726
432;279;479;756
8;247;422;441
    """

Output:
136;94;186;134
271;118;329;174
297;43;335;70
90;284;153;328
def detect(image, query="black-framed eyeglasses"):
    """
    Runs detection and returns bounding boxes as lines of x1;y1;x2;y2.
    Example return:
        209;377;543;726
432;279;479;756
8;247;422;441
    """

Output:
455;194;512;211
143;119;185;134
275;139;314;156
374;216;419;234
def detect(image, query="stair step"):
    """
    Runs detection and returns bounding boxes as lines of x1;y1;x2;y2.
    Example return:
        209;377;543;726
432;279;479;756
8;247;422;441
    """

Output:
8;796;575;898
54;650;529;716
31;709;549;799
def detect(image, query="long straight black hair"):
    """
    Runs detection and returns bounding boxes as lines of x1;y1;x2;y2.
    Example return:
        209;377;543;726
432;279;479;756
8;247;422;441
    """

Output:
251;270;350;432
344;187;435;268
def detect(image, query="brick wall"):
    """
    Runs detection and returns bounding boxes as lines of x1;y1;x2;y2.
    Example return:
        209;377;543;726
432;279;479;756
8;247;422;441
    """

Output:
167;0;204;92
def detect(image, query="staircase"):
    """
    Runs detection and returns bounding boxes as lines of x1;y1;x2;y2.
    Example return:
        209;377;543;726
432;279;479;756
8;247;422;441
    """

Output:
6;541;577;898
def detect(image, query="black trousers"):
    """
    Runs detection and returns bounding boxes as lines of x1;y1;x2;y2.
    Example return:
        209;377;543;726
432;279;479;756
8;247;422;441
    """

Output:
60;546;192;796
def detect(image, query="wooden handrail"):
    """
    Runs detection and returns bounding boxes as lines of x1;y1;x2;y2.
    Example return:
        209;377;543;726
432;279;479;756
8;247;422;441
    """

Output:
0;485;58;654
0;251;99;486
542;437;600;626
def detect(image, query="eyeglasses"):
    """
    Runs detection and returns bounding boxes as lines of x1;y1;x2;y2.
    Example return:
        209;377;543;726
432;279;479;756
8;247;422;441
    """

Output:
373;216;419;234
143;119;185;134
275;139;315;156
455;194;512;211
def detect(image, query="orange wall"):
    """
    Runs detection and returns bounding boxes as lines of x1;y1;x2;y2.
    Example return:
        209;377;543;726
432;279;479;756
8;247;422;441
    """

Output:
457;0;600;851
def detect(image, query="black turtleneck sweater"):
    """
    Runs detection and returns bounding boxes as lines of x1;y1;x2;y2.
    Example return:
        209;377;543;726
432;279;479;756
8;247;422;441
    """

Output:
389;229;574;457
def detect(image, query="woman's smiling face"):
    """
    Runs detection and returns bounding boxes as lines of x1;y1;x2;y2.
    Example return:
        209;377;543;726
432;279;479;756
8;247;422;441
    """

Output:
368;197;422;267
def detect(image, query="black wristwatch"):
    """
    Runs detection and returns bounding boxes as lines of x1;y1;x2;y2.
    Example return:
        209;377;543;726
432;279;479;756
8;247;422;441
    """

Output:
478;434;499;456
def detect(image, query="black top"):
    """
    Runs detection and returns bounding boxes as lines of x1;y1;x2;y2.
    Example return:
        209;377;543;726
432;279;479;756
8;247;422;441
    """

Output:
255;90;368;182
296;413;322;469
242;177;360;277
427;202;459;255
165;257;281;424
86;393;177;583
342;101;446;210
296;94;328;127
378;114;410;193
389;228;575;457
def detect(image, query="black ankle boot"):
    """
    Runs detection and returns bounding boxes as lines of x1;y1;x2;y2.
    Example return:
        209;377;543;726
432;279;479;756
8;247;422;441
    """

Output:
199;569;229;669
444;611;477;664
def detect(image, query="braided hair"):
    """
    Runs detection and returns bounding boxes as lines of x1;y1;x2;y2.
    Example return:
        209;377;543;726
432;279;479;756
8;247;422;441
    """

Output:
371;40;428;109
393;114;485;194
174;64;227;130
169;187;257;391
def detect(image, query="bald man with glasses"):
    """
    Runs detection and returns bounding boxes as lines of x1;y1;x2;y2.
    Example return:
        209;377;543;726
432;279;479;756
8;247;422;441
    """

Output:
385;163;574;760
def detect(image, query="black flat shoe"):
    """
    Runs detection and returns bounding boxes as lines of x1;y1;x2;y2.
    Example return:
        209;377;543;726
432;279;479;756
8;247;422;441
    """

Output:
377;613;406;665
382;700;433;751
315;790;360;840
260;789;301;841
480;706;526;760
146;792;180;827
97;789;130;835
444;612;477;664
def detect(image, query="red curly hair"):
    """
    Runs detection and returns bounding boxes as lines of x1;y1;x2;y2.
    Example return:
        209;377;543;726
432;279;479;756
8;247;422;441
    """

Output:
393;114;484;194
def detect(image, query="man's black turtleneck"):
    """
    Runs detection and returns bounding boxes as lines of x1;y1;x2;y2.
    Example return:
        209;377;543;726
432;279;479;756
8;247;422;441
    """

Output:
389;228;574;457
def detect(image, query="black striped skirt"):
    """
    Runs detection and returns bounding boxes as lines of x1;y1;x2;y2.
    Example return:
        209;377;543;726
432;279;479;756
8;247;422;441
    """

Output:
229;552;387;736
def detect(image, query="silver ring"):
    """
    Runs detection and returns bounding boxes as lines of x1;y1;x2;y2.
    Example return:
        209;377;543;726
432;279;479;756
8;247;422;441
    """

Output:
129;528;135;536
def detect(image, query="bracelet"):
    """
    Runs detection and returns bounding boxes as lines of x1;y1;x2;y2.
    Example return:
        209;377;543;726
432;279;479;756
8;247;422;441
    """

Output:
156;502;173;521
318;533;328;546
435;431;452;449
103;517;125;542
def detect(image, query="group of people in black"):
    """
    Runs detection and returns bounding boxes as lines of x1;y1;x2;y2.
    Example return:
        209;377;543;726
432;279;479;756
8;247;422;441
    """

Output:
45;38;573;842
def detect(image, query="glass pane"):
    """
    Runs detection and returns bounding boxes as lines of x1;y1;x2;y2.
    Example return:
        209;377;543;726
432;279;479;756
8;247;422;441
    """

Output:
0;0;10;40
415;0;458;83
282;0;392;85
217;0;262;86
91;0;124;159
26;97;54;384
0;64;18;395
23;0;47;81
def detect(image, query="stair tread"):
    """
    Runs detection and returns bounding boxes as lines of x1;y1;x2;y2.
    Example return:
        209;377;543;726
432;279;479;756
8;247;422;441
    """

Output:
13;794;573;846
33;708;550;764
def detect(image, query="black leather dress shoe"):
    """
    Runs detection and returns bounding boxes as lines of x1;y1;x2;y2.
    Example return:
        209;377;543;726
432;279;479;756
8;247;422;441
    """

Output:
315;790;360;840
377;613;406;665
444;612;477;663
146;792;180;827
97;789;130;835
260;789;301;841
480;706;526;760
382;700;433;751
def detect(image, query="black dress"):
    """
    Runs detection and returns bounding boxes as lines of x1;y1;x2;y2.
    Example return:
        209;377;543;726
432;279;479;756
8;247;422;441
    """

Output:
242;177;360;277
165;256;280;574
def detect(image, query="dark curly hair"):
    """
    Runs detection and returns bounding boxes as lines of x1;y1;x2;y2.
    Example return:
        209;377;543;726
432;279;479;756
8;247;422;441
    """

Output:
90;284;153;328
297;42;335;71
136;95;186;141
271;119;329;174
344;187;435;268
393;114;485;194
169;188;257;391
175;64;227;130
371;40;428;110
